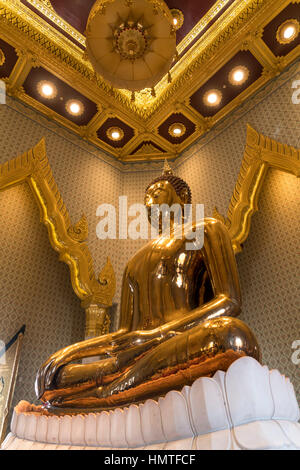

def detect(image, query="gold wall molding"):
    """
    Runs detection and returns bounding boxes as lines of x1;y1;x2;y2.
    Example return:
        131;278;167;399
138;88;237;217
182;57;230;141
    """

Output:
214;125;300;253
0;139;116;335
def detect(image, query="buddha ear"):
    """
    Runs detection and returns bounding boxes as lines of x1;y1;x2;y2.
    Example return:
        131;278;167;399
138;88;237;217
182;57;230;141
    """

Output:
179;188;189;204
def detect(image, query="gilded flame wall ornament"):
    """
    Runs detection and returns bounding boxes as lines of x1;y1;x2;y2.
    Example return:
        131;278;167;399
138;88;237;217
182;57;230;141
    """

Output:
214;125;300;254
0;140;116;336
67;215;89;242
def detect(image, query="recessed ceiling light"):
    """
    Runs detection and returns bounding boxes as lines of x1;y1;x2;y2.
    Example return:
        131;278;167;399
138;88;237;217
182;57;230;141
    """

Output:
284;26;296;39
203;89;222;107
276;19;300;45
228;66;250;86
66;99;84;116
170;9;184;31
168;122;186;138
106;126;124;141
37;80;57;99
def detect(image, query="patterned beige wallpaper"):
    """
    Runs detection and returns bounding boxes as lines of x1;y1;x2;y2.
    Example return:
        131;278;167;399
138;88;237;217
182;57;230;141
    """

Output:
119;61;300;401
173;65;300;402
0;183;84;407
0;99;124;406
0;60;299;410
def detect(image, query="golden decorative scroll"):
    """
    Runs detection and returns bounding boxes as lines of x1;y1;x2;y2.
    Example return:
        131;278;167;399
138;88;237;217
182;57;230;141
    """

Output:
214;125;300;253
0;140;116;333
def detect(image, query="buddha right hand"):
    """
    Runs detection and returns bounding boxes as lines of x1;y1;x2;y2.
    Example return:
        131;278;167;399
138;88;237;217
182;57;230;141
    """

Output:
35;344;79;400
35;331;121;400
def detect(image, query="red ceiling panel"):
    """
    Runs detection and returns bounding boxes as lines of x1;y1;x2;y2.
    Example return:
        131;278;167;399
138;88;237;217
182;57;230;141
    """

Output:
0;39;18;79
23;67;98;126
97;117;135;148
262;4;300;57
158;112;196;144
190;51;263;117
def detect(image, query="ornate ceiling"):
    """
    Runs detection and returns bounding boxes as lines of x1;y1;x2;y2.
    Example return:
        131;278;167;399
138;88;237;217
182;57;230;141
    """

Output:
0;0;299;162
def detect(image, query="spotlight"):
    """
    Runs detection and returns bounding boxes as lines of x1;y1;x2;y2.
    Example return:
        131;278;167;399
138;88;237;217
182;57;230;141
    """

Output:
276;19;299;45
106;127;124;141
66;100;84;116
170;9;184;31
228;66;250;86
203;89;222;107
168;123;186;138
37;81;57;99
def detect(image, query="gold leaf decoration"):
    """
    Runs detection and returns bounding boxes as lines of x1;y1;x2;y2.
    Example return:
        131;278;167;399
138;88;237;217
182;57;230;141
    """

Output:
217;125;300;254
68;215;88;242
0;48;5;66
98;257;117;307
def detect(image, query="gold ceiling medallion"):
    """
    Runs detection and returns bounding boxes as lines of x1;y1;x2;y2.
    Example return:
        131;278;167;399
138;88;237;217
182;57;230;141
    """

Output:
276;19;300;45
168;122;186;138
37;80;57;99
85;0;177;91
228;66;250;86
106;126;124;141
0;48;5;66
203;89;223;107
65;99;84;116
0;140;116;336
170;9;184;30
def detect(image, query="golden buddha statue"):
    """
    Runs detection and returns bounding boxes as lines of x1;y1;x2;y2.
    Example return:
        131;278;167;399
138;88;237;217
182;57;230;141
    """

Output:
36;164;260;412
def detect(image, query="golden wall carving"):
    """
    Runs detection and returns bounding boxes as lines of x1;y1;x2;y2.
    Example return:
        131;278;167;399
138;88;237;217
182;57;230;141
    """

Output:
214;125;300;253
0;127;299;337
0;139;116;335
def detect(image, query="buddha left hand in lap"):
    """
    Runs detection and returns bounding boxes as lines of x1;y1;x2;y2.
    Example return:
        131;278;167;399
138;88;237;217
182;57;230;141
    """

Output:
36;166;260;411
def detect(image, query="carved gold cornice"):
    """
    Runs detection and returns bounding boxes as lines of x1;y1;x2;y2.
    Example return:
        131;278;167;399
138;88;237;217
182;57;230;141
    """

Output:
25;0;86;47
0;139;116;310
1;0;299;162
0;0;285;117
26;0;234;64
214;125;300;253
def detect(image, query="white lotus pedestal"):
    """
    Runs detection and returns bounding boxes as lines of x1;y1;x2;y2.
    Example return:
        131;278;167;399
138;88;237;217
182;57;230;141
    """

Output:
1;357;300;450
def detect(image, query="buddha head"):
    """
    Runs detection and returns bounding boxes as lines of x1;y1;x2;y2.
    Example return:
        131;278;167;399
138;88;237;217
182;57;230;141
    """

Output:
144;161;192;230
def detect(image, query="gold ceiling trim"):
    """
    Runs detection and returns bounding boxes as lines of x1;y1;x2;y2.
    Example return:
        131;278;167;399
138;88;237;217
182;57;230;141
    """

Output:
176;0;235;55
0;139;116;310
25;0;86;47
25;0;233;65
0;0;273;117
214;125;300;254
147;0;268;114
117;0;269;109
1;0;299;162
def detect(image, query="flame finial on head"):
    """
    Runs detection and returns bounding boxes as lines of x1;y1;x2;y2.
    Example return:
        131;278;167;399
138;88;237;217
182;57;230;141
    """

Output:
163;159;173;176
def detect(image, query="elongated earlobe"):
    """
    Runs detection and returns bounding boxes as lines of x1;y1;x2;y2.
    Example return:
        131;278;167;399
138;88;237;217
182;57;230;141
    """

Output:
180;189;189;204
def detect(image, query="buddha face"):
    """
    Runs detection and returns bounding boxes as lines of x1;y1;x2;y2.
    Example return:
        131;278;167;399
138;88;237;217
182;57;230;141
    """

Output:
144;180;186;229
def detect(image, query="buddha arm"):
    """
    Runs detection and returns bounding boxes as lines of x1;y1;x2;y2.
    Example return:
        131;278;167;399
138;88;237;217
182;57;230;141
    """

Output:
165;218;241;331
106;219;241;351
133;218;241;341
